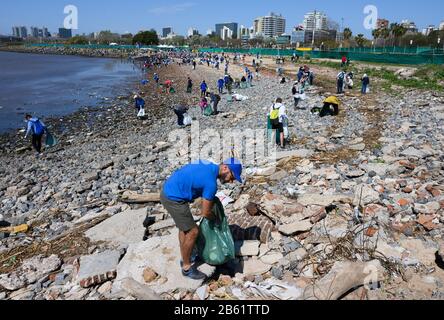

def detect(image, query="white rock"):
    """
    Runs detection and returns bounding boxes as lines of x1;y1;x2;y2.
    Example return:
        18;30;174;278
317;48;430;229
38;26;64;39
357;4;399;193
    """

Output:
85;208;147;246
349;143;366;151
353;185;380;206
400;147;427;159
196;285;209;300
260;252;284;265
278;220;313;236
233;194;250;211
242;259;272;276
235;241;260;257
114;229;215;295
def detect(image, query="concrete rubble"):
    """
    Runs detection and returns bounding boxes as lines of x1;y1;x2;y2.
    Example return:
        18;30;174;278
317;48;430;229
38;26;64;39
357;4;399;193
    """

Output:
0;50;443;300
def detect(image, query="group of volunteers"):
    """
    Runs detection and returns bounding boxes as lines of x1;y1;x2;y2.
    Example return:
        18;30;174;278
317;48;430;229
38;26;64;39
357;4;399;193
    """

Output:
21;49;381;285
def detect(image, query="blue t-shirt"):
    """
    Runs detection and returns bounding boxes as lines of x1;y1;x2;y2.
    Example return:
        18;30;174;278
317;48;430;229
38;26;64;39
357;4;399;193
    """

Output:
163;161;219;202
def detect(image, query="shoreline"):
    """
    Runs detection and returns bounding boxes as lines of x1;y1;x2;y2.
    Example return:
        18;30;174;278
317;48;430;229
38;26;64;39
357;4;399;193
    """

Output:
0;50;143;140
0;45;137;59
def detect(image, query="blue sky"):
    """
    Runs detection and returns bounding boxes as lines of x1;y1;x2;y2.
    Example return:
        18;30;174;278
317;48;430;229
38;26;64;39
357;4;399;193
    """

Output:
1;0;443;37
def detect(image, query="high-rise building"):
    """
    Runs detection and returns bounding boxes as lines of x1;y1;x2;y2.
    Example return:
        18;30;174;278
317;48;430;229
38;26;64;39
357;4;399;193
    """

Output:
206;29;215;36
303;11;327;31
291;26;305;45
304;29;337;44
215;23;238;39
220;26;233;40
30;27;39;38
59;28;73;39
187;28;199;38
162;27;173;38
401;20;418;33
12;26;28;38
253;13;286;38
376;19;389;30
439;21;444;30
423;25;437;36
12;27;20;37
21;26;28;38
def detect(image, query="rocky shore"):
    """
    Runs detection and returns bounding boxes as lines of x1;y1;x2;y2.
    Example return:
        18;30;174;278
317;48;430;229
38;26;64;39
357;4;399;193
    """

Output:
0;45;136;59
0;53;444;300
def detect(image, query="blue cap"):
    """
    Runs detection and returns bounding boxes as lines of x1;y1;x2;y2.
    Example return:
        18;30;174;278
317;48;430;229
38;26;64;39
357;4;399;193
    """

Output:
224;158;243;183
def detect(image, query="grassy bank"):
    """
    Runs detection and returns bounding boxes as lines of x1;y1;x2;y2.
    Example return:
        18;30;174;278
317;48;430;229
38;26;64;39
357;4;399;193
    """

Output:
308;59;444;92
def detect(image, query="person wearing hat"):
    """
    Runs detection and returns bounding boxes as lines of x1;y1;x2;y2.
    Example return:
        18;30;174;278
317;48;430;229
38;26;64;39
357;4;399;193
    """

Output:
160;158;243;280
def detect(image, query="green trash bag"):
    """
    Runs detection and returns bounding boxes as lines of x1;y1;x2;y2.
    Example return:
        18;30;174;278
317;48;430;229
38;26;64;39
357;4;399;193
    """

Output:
203;106;213;116
196;197;235;266
45;132;58;148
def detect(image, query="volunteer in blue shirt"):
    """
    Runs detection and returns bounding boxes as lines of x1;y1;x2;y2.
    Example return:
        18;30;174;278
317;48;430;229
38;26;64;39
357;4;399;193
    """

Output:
24;114;47;155
161;158;243;280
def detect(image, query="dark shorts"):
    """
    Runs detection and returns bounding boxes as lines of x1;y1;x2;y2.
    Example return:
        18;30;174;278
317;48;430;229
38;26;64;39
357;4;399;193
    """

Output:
271;119;284;133
160;191;196;232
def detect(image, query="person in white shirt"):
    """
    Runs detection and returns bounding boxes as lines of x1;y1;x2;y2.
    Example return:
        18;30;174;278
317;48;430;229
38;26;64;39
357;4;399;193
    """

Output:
268;98;287;148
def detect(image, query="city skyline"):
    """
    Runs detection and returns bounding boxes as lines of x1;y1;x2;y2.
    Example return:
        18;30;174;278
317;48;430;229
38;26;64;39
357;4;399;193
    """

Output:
1;0;443;38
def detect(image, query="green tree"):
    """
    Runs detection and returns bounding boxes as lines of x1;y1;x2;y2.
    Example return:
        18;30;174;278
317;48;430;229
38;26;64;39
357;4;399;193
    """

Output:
96;30;121;44
67;36;89;45
355;34;366;47
343;28;353;40
132;30;159;45
390;23;408;46
372;29;381;39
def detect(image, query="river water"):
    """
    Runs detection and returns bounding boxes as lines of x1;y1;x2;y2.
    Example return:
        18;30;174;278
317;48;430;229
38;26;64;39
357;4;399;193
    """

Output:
0;51;141;133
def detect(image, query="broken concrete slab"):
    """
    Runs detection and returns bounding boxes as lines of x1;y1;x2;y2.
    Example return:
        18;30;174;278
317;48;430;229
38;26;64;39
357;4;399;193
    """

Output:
353;185;380;206
149;219;176;231
82;171;99;182
77;250;121;288
260;252;284;265
260;193;305;219
399;238;439;266
114;229;215;295
345;169;365;178
74;205;123;225
278;220;313;236
400;147;428;159
309;214;349;241
232;194;250;211
359;163;391;177
301;260;384;300
349;143;366;151
242;259;272;276
0;255;61;291
235;240;260;257
119;277;161;300
85;208;147;247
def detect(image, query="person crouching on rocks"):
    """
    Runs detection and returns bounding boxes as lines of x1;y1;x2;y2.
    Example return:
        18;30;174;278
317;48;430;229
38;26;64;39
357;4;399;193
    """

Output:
173;105;189;127
160;158;243;280
134;95;146;116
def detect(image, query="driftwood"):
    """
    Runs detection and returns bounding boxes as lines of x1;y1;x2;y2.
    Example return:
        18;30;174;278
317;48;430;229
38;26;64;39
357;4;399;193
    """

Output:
0;224;29;234
120;191;161;204
301;260;384;300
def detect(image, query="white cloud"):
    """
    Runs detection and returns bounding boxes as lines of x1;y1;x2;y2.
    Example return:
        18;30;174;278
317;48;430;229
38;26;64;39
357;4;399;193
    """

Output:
148;2;196;15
